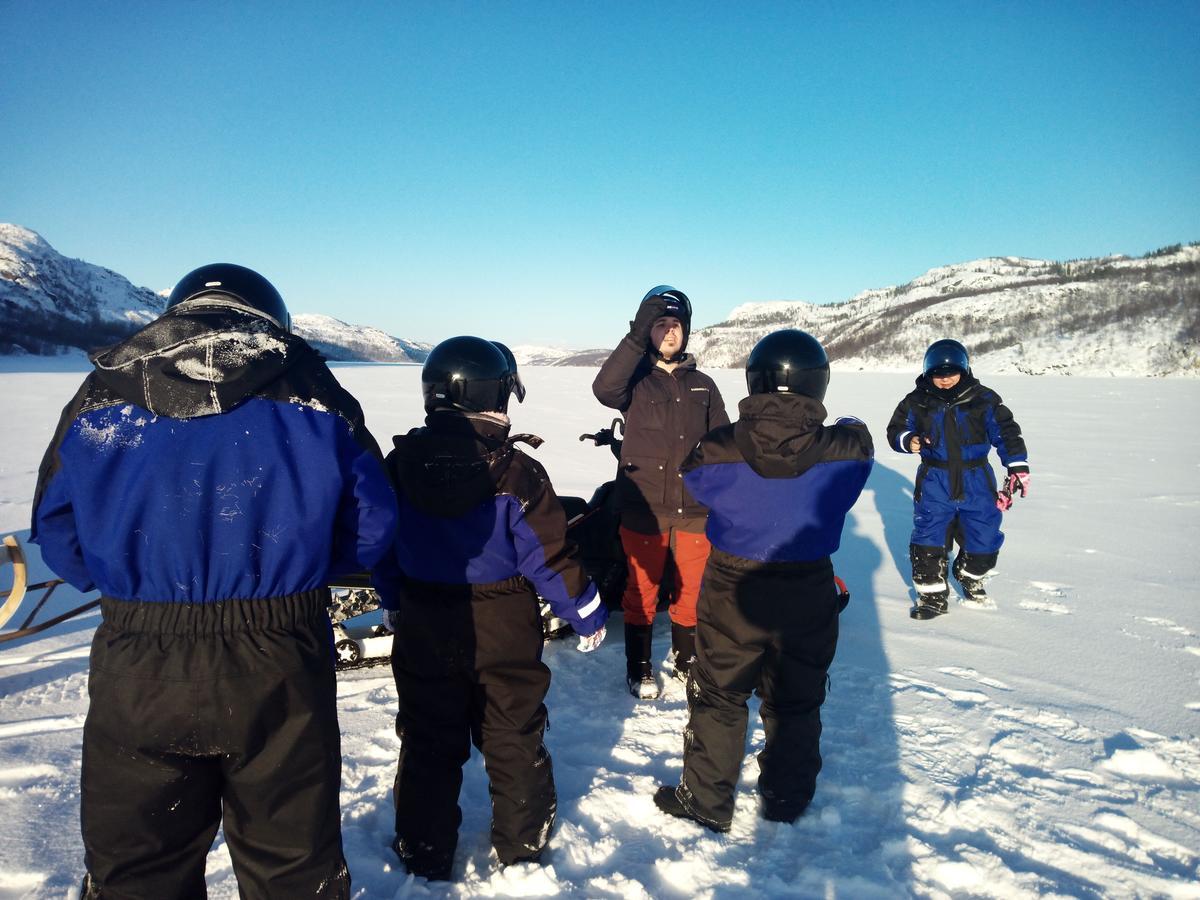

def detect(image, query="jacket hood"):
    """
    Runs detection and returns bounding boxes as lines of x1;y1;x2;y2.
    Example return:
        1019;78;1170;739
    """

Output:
391;411;518;517
733;393;833;478
89;307;314;419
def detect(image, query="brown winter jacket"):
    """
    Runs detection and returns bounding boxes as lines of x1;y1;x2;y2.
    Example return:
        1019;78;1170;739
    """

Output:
592;335;729;530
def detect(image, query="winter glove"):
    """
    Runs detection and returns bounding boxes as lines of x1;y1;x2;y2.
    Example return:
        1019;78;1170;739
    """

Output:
995;465;1030;510
628;294;668;347
1006;465;1030;498
577;624;606;653
996;465;1030;510
564;587;609;641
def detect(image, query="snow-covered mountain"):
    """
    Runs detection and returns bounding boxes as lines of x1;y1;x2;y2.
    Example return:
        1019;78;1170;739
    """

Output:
292;314;431;364
511;344;613;367
5;224;1196;375
0;224;165;355
0;225;430;362
689;245;1200;376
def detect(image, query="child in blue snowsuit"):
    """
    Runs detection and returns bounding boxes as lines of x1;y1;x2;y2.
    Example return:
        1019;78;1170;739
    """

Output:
377;336;608;882
652;329;873;832
886;339;1029;619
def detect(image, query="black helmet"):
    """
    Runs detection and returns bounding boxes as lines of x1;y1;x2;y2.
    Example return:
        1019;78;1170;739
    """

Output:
166;263;290;331
923;339;970;377
745;329;830;401
490;341;526;403
422;336;518;414
642;284;692;355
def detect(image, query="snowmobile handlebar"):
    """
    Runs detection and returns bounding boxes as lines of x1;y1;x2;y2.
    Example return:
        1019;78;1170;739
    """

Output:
579;417;624;460
578;417;624;447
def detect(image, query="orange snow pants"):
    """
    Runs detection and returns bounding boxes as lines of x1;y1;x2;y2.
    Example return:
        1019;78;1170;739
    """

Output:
619;526;711;627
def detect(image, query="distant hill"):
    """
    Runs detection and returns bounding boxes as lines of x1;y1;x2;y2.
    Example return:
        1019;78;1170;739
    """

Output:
688;245;1200;376
0;224;166;355
511;345;613;367
0;224;429;362
292;314;430;363
4;223;1196;375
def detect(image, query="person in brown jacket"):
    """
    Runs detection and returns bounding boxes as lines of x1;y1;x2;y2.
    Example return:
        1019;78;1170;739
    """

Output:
592;286;729;699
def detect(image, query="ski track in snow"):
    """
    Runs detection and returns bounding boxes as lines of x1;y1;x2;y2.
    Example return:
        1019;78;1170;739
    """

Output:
2;369;1199;898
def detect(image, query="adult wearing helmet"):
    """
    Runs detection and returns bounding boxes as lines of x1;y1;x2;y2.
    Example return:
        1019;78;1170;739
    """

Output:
32;263;397;898
593;285;730;699
652;329;873;832
378;335;606;881
886;339;1029;618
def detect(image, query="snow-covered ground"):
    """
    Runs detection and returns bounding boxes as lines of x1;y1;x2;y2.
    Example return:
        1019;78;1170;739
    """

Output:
1;361;1198;898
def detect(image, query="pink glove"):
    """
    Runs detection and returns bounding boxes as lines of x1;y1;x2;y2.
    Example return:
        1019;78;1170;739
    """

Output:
996;466;1030;510
1006;467;1030;498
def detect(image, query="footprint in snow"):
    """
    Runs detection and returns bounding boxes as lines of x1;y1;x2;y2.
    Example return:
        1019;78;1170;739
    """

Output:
937;666;1012;691
1019;580;1072;615
0;713;86;741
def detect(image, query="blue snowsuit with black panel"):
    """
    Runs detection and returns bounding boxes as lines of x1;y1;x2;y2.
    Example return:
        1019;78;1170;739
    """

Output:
886;372;1027;585
377;410;607;874
31;306;397;900
671;393;873;829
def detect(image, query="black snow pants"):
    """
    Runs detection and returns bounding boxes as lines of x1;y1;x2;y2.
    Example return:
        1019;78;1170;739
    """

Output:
390;577;556;868
81;591;348;900
678;550;840;828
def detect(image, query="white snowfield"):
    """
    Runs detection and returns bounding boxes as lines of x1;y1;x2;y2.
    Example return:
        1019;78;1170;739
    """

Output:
0;363;1197;899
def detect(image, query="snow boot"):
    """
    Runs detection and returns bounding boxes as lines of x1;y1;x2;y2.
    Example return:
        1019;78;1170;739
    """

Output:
667;622;695;683
393;836;454;882
625;622;660;699
953;551;998;606
761;798;809;824
910;586;949;620
498;848;546;870
910;544;950;619
653;785;730;833
627;659;660;699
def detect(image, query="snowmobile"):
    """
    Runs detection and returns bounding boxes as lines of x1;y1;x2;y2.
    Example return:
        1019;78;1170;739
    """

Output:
326;570;394;670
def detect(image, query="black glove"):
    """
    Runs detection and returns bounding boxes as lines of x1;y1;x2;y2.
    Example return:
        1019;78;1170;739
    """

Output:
628;295;668;346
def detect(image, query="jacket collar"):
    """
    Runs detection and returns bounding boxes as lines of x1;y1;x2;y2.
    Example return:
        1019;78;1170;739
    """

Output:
733;393;832;478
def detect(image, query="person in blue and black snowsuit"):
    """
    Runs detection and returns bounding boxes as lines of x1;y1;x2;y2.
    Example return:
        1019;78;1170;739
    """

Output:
653;329;873;833
377;336;608;882
30;264;398;900
886;339;1029;619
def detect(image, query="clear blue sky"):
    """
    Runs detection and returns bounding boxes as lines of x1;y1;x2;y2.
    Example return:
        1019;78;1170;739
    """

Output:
4;1;1198;347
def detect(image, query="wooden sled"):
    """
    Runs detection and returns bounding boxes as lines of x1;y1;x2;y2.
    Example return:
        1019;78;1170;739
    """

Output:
0;533;99;644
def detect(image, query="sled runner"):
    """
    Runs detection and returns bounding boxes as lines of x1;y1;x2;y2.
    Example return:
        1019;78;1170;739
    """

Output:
0;533;98;644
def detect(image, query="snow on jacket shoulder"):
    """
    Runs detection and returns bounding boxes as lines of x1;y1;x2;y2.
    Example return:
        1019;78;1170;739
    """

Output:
381;411;606;636
30;308;397;601
681;393;873;563
592;336;729;522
